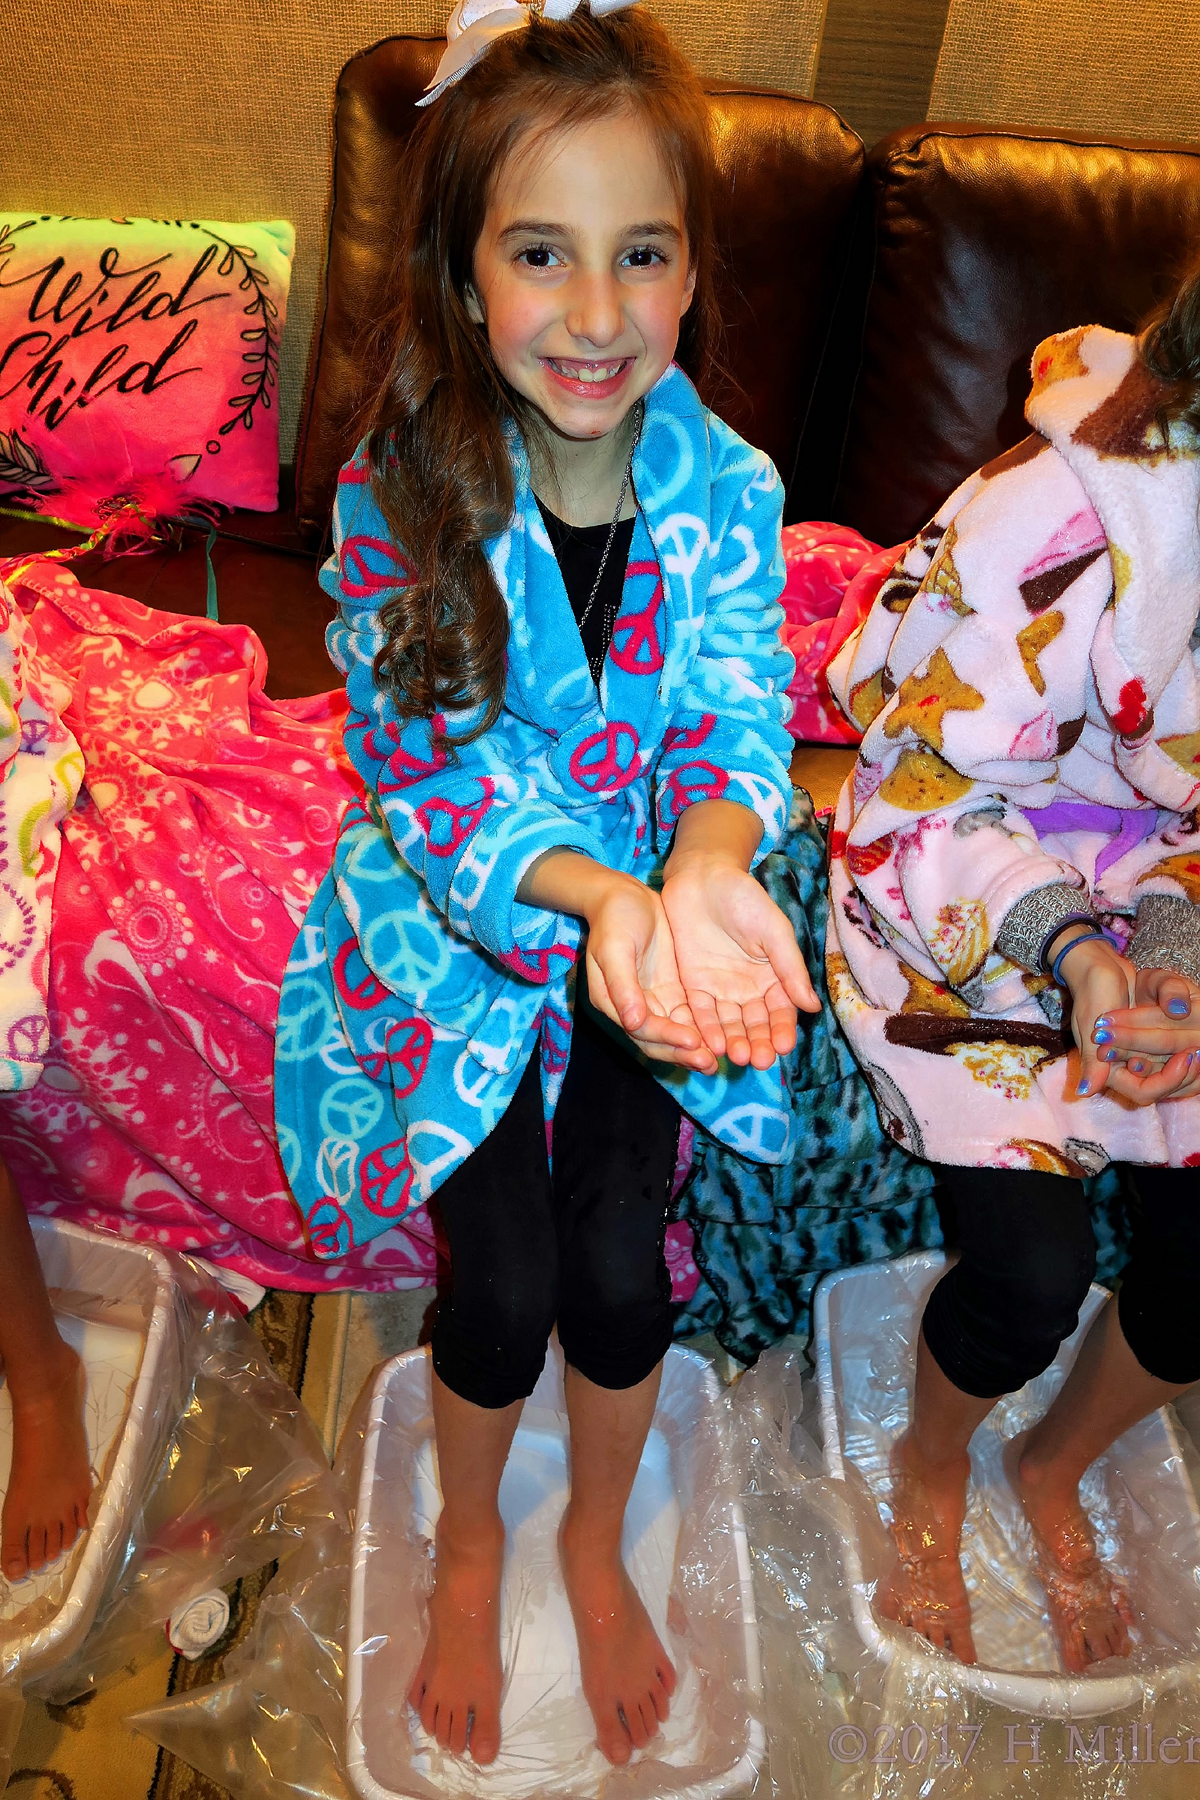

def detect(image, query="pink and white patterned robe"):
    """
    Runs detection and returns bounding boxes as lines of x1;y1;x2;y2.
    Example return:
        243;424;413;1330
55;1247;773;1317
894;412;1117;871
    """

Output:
825;326;1200;1172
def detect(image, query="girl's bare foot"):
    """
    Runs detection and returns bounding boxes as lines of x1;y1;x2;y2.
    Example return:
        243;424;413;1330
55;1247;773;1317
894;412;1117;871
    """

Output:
560;1506;676;1764
408;1510;505;1764
877;1432;977;1663
1004;1431;1132;1672
2;1342;92;1583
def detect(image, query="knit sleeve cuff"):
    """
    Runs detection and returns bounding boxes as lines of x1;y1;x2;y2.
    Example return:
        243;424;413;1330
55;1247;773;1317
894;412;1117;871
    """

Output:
995;882;1098;974
1129;893;1200;987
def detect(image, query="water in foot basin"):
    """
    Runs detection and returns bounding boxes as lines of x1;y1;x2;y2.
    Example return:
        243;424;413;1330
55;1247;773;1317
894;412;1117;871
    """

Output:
407;1411;703;1797
831;1262;1200;1677
0;1311;144;1622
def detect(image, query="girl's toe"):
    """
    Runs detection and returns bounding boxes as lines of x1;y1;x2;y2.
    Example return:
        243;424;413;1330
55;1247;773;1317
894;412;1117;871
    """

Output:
447;1703;468;1757
469;1702;501;1765
625;1706;648;1749
600;1709;633;1763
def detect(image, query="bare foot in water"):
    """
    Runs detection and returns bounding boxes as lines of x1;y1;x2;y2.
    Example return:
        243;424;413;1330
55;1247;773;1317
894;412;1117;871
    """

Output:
560;1505;676;1764
2;1342;92;1584
1004;1431;1132;1673
877;1432;977;1663
408;1510;505;1764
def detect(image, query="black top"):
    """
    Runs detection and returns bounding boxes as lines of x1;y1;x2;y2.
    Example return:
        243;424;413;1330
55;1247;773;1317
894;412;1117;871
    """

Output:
536;496;636;687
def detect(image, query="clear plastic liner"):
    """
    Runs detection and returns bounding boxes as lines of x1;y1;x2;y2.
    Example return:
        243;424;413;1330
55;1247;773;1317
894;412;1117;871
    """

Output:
0;1684;22;1791
731;1257;1200;1800
134;1255;1200;1800
347;1343;761;1800
134;1342;767;1800
0;1216;338;1712
131;1378;367;1800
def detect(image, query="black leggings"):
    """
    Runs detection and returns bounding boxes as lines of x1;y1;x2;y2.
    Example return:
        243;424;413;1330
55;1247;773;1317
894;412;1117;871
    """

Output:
923;1164;1200;1398
430;1005;681;1409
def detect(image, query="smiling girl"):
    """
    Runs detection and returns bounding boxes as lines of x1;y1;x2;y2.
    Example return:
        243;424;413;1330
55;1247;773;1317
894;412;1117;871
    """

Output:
274;0;818;1769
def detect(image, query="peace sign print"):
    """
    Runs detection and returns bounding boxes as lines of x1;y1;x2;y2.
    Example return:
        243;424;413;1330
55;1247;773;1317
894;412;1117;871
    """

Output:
274;973;336;1064
415;779;495;858
317;1134;357;1204
663;714;716;753
362;901;452;998
715;1100;790;1162
7;1013;48;1064
359;1139;416;1218
609;561;664;675
275;1122;303;1186
338;534;410;601
355;1014;432;1095
568;721;643;795
317;1075;385;1142
340;446;371;485
375;716;449;791
661;759;729;823
341;812;409;889
407;1117;476;1196
19;715;51;752
389;1018;433;1097
332;933;391;1011
539;1003;572;1076
497;942;576;983
305;1196;356;1260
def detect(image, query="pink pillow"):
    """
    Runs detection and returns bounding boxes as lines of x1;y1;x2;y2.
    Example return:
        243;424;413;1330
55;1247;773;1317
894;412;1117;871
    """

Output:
0;215;294;528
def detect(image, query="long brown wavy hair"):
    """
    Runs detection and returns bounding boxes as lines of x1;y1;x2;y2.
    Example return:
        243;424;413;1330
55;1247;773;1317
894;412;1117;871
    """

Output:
1140;249;1200;439
363;5;718;745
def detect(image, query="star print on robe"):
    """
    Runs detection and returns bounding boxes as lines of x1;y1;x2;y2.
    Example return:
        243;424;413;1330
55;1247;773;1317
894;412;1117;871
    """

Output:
824;325;1200;1171
1016;610;1065;697
883;646;985;753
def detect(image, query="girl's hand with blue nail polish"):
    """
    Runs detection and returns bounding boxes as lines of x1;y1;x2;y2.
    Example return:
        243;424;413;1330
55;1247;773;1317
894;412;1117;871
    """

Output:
1104;1047;1200;1105
1050;931;1135;1099
1093;967;1200;1070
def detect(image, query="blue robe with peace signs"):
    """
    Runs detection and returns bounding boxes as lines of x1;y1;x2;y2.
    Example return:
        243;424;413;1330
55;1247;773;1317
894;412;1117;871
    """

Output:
273;364;797;1259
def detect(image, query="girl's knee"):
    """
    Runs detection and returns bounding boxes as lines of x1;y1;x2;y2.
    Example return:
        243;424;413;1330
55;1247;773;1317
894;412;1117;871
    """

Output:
557;1247;673;1389
569;1241;669;1323
475;1268;558;1356
924;1237;1097;1398
434;1267;558;1407
558;1310;673;1391
1006;1237;1097;1345
1118;1263;1200;1386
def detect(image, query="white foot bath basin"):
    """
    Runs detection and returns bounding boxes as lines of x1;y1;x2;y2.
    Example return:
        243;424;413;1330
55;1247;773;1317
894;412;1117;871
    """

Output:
0;1217;176;1682
346;1343;762;1800
814;1251;1200;1718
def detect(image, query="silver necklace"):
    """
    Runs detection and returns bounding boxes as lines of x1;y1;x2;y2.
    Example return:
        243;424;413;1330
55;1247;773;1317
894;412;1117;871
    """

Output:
574;400;644;636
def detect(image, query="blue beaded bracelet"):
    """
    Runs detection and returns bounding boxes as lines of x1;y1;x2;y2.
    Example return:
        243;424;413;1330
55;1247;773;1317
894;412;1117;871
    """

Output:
1049;927;1109;989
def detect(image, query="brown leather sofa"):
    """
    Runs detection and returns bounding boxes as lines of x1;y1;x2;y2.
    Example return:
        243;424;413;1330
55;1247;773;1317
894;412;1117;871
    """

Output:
5;38;1200;725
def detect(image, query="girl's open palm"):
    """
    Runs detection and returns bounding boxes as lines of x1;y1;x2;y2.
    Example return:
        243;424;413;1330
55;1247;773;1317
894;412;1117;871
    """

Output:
584;881;718;1074
661;863;819;1068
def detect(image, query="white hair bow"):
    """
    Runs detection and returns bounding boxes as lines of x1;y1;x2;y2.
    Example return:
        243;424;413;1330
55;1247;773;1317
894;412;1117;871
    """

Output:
417;0;637;107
